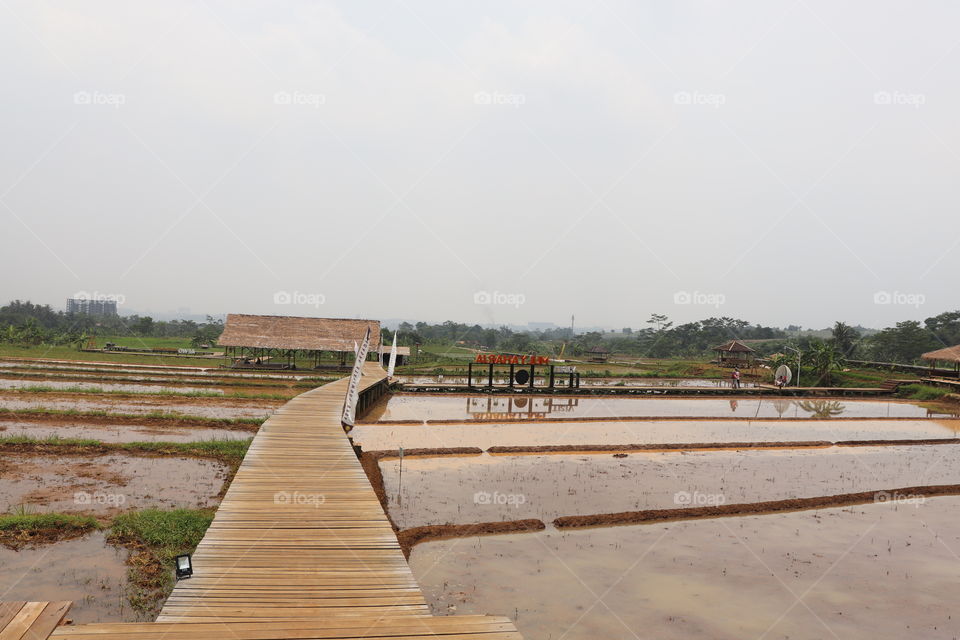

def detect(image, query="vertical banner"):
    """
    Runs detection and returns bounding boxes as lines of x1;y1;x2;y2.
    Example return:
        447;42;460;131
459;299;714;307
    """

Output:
342;327;372;427
387;332;398;378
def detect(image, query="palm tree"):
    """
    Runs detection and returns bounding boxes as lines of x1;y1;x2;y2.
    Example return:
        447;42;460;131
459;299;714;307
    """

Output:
806;341;845;386
831;321;860;357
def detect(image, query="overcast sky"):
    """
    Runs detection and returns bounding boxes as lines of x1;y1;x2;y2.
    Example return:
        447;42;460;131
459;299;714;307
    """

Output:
1;1;957;330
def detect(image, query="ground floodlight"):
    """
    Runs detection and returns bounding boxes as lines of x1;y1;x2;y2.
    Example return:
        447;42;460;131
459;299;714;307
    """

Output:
175;554;193;580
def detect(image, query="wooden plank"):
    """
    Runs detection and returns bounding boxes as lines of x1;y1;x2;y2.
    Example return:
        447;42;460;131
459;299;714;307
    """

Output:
0;602;71;640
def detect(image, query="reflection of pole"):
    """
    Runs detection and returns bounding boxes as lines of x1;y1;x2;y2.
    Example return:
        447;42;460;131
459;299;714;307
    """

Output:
398;446;404;506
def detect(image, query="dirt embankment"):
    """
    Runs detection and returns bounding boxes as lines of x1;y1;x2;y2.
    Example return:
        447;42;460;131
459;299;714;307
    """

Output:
553;484;960;529
397;520;545;558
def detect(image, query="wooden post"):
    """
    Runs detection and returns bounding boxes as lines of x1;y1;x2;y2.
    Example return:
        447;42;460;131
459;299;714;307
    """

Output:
529;363;535;389
549;365;555;389
509;364;515;388
488;363;493;388
467;362;473;389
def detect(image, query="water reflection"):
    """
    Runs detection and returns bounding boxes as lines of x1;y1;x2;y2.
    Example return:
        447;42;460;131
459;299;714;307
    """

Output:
466;396;580;420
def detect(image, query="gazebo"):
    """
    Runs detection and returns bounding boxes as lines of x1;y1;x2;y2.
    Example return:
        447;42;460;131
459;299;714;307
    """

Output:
217;314;381;369
921;344;960;378
713;339;756;368
586;345;610;362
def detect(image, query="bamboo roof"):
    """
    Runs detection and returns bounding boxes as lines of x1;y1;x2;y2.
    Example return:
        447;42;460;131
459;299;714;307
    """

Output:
921;344;960;363
218;314;380;352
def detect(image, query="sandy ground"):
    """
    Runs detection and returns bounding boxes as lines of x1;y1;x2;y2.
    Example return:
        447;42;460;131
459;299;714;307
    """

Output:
410;497;960;639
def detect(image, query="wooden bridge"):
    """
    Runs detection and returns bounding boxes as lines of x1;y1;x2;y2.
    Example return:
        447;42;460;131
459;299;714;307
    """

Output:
4;364;521;640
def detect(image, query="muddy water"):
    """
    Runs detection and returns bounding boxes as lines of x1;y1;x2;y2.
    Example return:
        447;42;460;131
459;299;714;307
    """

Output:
0;420;250;443
351;418;960;451
399;375;756;388
0;453;227;514
365;395;952;422
381;445;960;529
0;361;319;381
0;397;272;419
0;531;145;623
410;498;960;639
0;378;223;394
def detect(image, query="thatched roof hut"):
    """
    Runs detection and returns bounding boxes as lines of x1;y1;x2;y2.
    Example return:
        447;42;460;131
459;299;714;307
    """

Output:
921;345;960;374
218;315;381;368
713;339;756;367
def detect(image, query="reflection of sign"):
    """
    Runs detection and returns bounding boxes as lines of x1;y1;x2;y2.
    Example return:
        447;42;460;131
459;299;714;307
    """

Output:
555;365;577;373
475;353;550;365
466;396;579;420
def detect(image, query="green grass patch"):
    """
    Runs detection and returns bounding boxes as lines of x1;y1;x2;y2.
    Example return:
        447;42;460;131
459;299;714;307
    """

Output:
108;508;215;615
897;383;951;401
0;435;252;467
0;509;100;548
0;406;266;427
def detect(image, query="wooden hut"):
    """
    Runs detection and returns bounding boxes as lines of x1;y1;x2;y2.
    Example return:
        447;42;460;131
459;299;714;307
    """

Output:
921;345;960;377
713;339;756;368
380;344;411;367
586;345;610;362
217;314;380;369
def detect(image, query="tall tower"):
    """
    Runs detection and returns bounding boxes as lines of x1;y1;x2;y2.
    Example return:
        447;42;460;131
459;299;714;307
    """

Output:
570;314;575;336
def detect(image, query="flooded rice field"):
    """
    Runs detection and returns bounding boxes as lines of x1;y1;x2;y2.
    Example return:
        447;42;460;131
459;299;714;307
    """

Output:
380;446;960;529
0;395;275;419
0;531;143;623
0;419;250;443
364;394;955;422
410;498;960;639
0;452;228;515
351;418;960;451
398;375;757;388
364;390;960;639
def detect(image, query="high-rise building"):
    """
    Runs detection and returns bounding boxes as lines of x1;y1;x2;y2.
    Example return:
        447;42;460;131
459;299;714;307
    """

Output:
66;298;118;316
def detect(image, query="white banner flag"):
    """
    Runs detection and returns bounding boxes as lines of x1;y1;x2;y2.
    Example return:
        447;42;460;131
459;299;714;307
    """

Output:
342;327;372;427
387;332;398;378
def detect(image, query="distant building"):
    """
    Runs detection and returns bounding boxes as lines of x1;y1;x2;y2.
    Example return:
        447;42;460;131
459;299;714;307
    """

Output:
66;298;118;317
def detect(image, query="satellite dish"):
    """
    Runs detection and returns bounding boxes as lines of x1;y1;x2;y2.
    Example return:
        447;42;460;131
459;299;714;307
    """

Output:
775;365;792;385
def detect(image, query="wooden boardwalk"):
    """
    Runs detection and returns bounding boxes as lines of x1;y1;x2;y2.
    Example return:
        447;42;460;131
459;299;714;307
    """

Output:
16;363;521;639
0;602;71;640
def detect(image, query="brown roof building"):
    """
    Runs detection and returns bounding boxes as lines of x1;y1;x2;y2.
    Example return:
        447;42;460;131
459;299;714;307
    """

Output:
218;314;381;368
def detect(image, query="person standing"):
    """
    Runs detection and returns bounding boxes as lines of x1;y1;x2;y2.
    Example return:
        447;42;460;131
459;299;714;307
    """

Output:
732;367;741;390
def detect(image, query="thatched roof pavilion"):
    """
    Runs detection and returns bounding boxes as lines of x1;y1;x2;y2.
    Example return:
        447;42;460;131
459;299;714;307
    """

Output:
713;339;756;367
921;344;960;375
218;314;380;368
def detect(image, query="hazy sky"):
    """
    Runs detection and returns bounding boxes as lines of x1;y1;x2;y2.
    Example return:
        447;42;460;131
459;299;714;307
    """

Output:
1;1;957;329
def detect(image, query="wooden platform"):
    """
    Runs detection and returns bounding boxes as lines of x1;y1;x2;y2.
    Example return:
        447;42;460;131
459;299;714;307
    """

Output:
0;602;71;640
41;363;521;639
51;616;519;639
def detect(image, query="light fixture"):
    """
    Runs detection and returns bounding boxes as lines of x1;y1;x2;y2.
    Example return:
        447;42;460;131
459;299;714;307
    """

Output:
175;554;193;580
